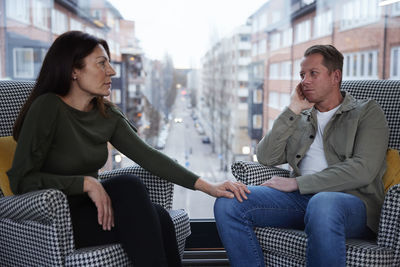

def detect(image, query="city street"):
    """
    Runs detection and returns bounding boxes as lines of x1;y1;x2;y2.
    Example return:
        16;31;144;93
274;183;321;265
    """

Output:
166;94;234;219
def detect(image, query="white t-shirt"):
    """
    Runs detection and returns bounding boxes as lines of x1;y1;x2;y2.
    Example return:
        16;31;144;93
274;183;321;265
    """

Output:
298;105;341;176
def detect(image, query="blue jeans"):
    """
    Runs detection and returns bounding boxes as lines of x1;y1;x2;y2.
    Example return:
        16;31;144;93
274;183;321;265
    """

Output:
214;186;373;267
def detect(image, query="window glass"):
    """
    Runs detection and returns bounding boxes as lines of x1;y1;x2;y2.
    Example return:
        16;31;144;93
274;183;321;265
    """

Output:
13;48;34;78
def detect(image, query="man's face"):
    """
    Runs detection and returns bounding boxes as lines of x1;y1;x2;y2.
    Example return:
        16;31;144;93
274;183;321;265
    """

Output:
299;53;340;105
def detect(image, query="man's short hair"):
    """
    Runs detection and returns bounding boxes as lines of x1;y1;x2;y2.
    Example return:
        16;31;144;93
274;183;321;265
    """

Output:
304;45;344;74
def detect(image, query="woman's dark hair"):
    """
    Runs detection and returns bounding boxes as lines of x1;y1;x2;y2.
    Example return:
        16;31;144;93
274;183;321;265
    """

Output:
13;31;112;140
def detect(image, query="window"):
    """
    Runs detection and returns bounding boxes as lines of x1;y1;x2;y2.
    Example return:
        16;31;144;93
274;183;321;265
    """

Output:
253;89;263;104
259;13;268;30
6;0;29;24
295;19;311;44
92;10;102;20
293;58;302;80
13;48;34;79
70;18;83;31
391;46;400;79
272;11;281;24
52;9;68;34
112;89;122;104
282;28;293;47
33;0;49;30
341;0;380;30
280;93;290;110
269;63;279;79
393;2;400;16
270;32;280;51
281;61;292;80
268;91;279;109
252;43;258;56
259;39;266;54
343;50;378;79
253;115;262;129
314;10;332;38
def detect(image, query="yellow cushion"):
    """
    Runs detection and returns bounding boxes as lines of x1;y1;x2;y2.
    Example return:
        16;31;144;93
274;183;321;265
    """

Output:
0;136;16;196
382;148;400;193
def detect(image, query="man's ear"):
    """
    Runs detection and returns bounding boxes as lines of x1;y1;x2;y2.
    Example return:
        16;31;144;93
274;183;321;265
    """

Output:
333;69;342;85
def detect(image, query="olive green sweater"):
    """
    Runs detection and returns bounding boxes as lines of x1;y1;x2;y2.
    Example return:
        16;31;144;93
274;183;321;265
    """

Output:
8;93;199;195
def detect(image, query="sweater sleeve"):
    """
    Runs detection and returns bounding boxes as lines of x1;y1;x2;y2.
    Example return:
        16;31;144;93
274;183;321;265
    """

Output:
109;109;199;190
7;94;84;195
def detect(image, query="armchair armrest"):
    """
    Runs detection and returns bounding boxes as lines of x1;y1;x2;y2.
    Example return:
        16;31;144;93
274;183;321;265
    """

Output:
378;184;400;254
99;165;174;210
231;161;290;186
0;189;70;223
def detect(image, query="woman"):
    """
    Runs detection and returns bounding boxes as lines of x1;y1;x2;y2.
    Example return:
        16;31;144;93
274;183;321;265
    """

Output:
7;31;249;267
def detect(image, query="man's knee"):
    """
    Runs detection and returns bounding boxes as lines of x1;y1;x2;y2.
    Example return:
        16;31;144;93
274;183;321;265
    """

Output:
305;192;349;229
214;197;241;222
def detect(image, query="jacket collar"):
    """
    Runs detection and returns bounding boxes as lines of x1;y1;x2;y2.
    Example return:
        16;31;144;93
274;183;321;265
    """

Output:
301;91;358;116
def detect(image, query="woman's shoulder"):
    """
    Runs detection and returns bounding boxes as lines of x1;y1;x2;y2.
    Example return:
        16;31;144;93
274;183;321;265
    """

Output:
29;93;62;116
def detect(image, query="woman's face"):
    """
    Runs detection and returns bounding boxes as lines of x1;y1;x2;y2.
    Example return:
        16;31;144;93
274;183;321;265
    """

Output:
72;44;116;98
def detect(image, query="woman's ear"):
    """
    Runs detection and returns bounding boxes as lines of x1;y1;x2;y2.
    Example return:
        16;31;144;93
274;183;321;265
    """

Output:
71;69;79;81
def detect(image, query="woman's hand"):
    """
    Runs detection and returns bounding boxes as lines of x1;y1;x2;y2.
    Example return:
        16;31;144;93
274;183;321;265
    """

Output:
83;176;114;230
194;178;250;202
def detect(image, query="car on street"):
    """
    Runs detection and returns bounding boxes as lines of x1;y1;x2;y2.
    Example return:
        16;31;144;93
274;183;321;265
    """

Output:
174;117;183;123
202;137;211;144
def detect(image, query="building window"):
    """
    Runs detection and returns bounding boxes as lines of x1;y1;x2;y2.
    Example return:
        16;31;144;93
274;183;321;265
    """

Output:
92;10;102;20
391;46;400;79
33;0;49;30
253;89;263;104
268;91;280;109
240;35;250;42
13;48;34;79
272;11;281;24
314;10;332;38
295;19;311;44
70;18;83;31
270;32;280;51
282;28;293;47
280;93;290;110
393;2;400;16
259;39;266;54
269;63;280;79
343;50;378;79
253;115;262;129
112;89;122;104
6;0;29;24
252;42;258;57
259;13;268;30
293;59;302;80
52;9;68;35
281;61;292;80
341;0;380;30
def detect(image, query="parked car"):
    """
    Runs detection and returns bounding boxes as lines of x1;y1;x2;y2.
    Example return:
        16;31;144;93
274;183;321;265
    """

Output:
202;137;211;144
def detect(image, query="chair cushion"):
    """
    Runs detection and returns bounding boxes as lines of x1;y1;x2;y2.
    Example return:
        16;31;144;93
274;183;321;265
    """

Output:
382;149;400;193
256;227;395;266
0;136;16;196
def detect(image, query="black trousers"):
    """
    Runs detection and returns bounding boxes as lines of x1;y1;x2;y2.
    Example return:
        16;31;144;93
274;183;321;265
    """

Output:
67;174;182;267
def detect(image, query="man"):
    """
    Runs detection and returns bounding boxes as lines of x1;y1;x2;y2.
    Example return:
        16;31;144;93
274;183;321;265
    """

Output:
214;45;388;266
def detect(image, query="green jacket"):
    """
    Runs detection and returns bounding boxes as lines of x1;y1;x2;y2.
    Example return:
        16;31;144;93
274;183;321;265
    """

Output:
256;92;388;233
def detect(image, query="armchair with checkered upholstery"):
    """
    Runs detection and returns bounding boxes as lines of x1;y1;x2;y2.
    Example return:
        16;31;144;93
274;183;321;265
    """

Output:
0;80;191;267
231;80;400;266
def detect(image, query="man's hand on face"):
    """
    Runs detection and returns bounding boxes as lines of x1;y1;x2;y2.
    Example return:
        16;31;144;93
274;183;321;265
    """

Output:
288;83;315;114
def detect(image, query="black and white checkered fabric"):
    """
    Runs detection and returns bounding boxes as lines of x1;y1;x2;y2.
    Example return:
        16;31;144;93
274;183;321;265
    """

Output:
0;80;191;266
231;80;400;266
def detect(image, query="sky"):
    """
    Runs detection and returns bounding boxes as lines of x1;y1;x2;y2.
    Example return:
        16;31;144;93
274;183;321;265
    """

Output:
108;0;267;68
